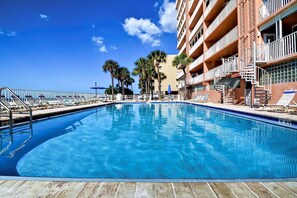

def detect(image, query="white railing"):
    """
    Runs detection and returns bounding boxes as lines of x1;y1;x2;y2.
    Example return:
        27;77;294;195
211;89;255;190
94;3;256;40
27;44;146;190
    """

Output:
205;0;237;39
267;31;297;61
205;0;218;18
205;66;219;81
223;56;239;73
178;80;185;88
177;71;185;79
259;0;292;22
189;54;203;71
205;26;238;60
189;0;203;27
189;36;203;56
177;27;186;48
189;15;203;40
258;67;272;93
1;88;96;101
188;74;204;85
178;42;186;55
256;31;297;62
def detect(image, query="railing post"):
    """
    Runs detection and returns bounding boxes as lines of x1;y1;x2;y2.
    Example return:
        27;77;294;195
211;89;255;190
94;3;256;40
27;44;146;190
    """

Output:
253;42;257;83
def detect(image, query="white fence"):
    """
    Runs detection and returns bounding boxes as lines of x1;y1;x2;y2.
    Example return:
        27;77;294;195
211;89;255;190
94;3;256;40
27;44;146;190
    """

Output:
256;31;297;62
1;88;97;101
188;74;204;85
259;0;292;22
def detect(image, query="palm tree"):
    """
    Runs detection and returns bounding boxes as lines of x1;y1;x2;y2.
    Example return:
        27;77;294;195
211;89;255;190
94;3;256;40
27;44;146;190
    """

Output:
117;67;130;95
102;60;119;100
133;57;150;99
125;76;135;91
147;50;167;100
172;53;193;99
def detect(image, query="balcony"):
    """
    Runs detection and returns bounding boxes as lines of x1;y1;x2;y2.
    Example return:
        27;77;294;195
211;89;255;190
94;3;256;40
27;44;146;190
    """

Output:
189;54;203;72
256;31;297;62
178;80;185;88
205;66;219;81
188;74;204;85
189;0;203;28
205;0;237;39
205;26;238;60
205;0;219;19
189;36;203;57
259;0;292;22
178;42;186;55
189;15;203;40
177;71;185;80
177;27;186;49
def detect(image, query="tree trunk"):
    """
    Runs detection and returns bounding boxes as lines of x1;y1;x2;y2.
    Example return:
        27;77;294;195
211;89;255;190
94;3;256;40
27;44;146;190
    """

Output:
146;80;149;101
111;74;114;100
183;68;187;100
121;81;124;95
156;64;161;100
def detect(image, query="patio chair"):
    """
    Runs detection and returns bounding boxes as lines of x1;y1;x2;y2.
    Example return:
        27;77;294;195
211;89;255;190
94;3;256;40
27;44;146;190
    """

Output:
39;95;60;107
0;95;18;110
25;95;42;109
56;96;74;106
11;95;28;111
200;94;209;103
194;94;203;102
267;90;297;112
68;96;80;104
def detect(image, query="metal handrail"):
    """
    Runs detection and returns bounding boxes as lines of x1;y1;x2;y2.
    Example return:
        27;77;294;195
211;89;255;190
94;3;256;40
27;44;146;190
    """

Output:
0;87;32;127
0;100;13;131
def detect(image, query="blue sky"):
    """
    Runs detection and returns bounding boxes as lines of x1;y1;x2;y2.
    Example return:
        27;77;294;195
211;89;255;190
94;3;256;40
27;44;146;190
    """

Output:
0;0;178;94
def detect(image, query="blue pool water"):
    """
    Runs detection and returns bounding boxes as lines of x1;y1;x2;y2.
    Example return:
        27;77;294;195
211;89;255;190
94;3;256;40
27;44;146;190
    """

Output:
0;103;297;179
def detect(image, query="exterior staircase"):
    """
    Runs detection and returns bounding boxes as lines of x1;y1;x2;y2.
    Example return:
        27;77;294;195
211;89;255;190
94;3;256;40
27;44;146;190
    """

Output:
240;43;272;106
213;56;238;104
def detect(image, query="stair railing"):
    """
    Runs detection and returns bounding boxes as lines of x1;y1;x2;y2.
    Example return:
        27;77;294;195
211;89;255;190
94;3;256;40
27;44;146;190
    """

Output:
0;100;13;131
0;87;32;127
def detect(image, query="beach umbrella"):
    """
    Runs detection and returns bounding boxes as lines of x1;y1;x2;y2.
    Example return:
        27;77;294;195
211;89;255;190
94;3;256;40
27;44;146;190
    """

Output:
168;84;171;95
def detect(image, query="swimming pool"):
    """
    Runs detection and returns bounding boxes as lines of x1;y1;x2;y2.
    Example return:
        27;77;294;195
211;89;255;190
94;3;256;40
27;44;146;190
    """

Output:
0;103;297;180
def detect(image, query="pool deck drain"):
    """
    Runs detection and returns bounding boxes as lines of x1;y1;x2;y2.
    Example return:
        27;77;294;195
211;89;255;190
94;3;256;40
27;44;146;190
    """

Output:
1;101;297;197
1;180;297;197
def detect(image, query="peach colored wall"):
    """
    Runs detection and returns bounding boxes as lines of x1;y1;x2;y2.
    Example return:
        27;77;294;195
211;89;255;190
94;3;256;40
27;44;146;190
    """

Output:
233;79;245;104
269;82;297;104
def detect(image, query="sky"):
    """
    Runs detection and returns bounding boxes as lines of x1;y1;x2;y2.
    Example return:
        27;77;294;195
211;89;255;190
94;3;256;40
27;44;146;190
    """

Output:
0;0;178;94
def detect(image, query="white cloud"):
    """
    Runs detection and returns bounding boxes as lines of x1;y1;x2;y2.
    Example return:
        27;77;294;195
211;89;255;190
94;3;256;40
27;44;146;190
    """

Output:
92;24;95;29
0;28;17;37
159;0;177;33
123;17;161;47
154;2;159;7
92;36;107;53
40;14;49;20
111;45;117;50
99;46;107;53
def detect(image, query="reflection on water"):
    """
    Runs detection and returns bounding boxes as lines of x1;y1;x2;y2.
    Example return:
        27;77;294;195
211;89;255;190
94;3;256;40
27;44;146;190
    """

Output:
0;109;95;176
0;126;33;158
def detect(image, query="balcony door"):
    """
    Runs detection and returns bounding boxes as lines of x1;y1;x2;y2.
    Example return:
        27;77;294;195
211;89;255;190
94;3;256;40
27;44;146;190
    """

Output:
263;33;275;44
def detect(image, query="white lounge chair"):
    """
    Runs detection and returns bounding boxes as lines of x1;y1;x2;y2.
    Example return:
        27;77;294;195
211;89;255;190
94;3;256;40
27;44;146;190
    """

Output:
267;90;296;112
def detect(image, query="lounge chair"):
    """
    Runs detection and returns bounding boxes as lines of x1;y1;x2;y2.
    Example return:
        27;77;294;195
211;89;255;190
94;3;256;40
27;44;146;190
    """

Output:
68;96;80;104
25;95;42;109
56;96;74;106
266;90;296;112
39;95;60;107
11;95;28;111
194;95;203;102
0;95;18;110
194;94;209;103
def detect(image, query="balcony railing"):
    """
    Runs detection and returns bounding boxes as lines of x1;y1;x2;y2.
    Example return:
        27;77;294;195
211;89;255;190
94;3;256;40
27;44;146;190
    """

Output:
189;54;203;71
189;15;203;40
178;80;185;88
188;74;204;85
205;66;219;81
259;0;292;22
205;26;238;60
177;71;185;79
189;36;204;56
189;0;203;28
205;0;218;18
178;42;186;55
256;31;297;62
205;0;237;39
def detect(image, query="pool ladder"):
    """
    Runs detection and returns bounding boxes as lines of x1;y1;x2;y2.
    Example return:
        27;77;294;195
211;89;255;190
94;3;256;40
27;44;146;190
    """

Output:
0;87;32;131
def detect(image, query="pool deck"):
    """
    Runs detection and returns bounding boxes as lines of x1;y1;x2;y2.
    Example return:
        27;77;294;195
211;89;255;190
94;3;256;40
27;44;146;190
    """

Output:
0;180;297;197
1;101;297;197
